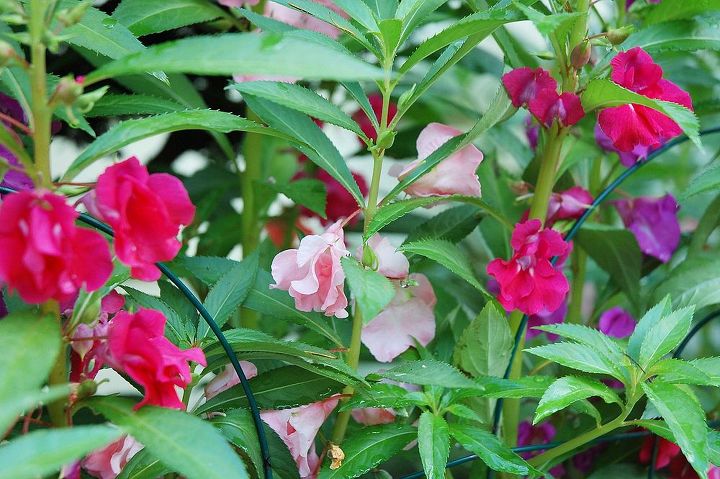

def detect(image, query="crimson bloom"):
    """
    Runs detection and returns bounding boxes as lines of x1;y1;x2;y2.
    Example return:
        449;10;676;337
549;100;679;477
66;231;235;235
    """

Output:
106;308;206;410
94;157;195;281
614;194;680;263
0;190;112;304
487;219;570;316
503;68;557;108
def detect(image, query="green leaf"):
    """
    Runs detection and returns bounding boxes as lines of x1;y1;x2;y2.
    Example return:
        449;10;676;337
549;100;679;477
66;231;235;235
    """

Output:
198;253;259;339
632;419;676;442
525;342;618;376
364;197;442;240
512;2;580;37
341;257;395;324
681;159;720;201
581;79;700;147
198;366;344;413
0;386;71;435
405;204;483;244
401;239;489;295
576;225;642;310
270;179;328;218
418;412;451;479
709;430;720;466
454;302;512;378
113;0;227;36
395;0;448;44
342;82;378;132
332;0;379;31
687;357;720;386
450;423;534;475
229;81;367;139
173;255;236;285
338;383;423;411
650;358;715;386
210;409;265;478
645;0;720;24
622;19;720;55
117;449;171;479
376;359;480;389
244;95;364;207
628;296;672;361
318;424;417;478
83;397;250;479
64;110;278;180
534;376;622;425
0;312;60;430
86;33;383;83
533;323;627;370
85;94;184;117
639;306;694;368
642;381;709;479
0;426;122;479
653;255;720;310
473;375;553;399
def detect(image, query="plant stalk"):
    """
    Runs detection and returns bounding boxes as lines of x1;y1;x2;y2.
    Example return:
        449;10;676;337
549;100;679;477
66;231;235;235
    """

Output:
29;0;52;188
528;128;567;222
330;307;364;444
566;247;587;324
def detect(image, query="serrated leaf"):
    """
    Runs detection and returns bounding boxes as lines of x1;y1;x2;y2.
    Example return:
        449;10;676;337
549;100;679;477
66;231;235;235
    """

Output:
450;423;534;475
396;0;448;44
525;342;618;376
650;358;715;386
623;19;720;56
645;0;720;24
86;33;383;83
113;0;227;36
83;397;249;479
473;376;554;399
338;383;422;411
270;179;327;218
116;449;170;479
86;94;183;117
681;159;720;201
709;430;720;466
318;424;417;478
341;257;395;323
632;419;676;442
405;204;483;244
332;0;378;31
342;81;378;132
364;197;441;240
653;255;720;310
642;381;709;479
64;110;279;180
418;412;451;479
0;426;122;479
534;376;622;424
687;357;720;386
377;359;480;389
628;296;672;361
0;386;71;439
401;239;489;295
454;302;512;378
639;306;694;368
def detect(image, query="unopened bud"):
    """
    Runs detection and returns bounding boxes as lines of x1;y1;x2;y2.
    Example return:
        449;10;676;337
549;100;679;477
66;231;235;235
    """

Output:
397;84;416;111
76;380;98;399
361;246;378;270
54;75;84;106
571;41;592;69
373;129;396;151
76;85;108;114
57;1;90;27
606;25;634;45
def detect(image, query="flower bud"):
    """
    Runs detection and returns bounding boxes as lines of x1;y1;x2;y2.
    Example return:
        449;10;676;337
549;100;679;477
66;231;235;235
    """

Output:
57;1;90;27
571;41;592;69
54;74;84;106
606;25;634;45
373;129;396;151
76;85;108;113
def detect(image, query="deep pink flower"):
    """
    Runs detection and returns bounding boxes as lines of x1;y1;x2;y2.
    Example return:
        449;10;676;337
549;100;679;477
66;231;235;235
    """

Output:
261;396;340;478
106;309;206;410
394;123;483;198
94;157;195;281
351;93;398;142
598;307;636;338
572;445;605;474
362;234;409;279
83;435;142;479
594;123;651;167
502;68;557;108
529;91;585;127
525;115;539;150
361;273;436;362
265;1;346;39
639;436;681;470
271;220;349;318
204;362;259;400
351;407;396;425
517;421;565;477
546;186;593;224
297;169;368;226
0;190;112;304
614;194;680;263
487;220;569;316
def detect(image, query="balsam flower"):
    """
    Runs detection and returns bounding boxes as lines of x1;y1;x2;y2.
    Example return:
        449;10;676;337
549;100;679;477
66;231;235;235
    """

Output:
204;362;259;400
296;169;368;226
0;190;112;304
598;307;636;338
82;435;142;479
271;220;350;318
614;194;680;263
94;157;195;281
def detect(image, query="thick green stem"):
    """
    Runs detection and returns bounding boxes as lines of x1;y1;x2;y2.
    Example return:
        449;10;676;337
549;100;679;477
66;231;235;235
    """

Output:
29;0;52;188
528;129;566;222
688;193;720;256
566;247;587;324
330;306;364;444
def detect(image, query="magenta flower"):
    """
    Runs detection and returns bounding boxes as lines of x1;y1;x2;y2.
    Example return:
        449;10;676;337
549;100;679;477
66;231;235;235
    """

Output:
394;123;483;198
487;220;570;316
271;220;350;318
0;292;6;319
547;186;593;224
0;190;112;304
204;362;259;400
614;194;680;263
525;115;540;150
517;421;566;478
503;68;557;108
82;435;142;479
594;123;651;167
106;309;206;410
598;307;636;338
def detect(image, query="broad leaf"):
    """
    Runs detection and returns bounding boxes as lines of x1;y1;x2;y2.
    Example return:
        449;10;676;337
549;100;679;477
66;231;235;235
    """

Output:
525;342;618;376
83;397;250;479
645;0;720;24
650;358;715;386
113;0;227;36
623;19;720;55
418;412;451;479
341;257;395;323
0;426;122;479
338;383;422;411
86;94;183;117
534;376;622;424
375;359;480;389
639;306;694;368
534;323;627;367
454;302;512;378
0;386;71;434
688;357;720;386
404;204;483;244
450;423;534;475
653;255;720;310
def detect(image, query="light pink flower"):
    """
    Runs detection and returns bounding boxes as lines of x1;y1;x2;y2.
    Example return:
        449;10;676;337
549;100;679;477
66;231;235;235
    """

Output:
82;435;143;479
361;234;409;279
204;362;259;400
265;1;346;39
395;123;483;198
261;397;340;478
351;407;396;425
0;190;112;304
271;220;349;318
361;273;437;362
94;157;195;281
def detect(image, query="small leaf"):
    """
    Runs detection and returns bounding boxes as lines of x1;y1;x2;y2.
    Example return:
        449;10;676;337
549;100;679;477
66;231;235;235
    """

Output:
525;342;619;376
338;383;422;411
376;359;480;389
645;0;720;24
418;412;451;479
341;257;395;323
454;302;512;378
450;423;534;475
404;204;483;244
650;358;715;386
534;376;622;424
639;306;694;368
86;94;183;117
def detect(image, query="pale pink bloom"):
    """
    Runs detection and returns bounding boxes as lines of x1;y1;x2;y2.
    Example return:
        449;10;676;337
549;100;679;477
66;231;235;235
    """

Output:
360;234;409;279
271;220;349;318
361;273;437;362
265;1;345;39
351;407;396;425
395;123;483;198
82;435;143;479
204;362;259;400
261;397;340;478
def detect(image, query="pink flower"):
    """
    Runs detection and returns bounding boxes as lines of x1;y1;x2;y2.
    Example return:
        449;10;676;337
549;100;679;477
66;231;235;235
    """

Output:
362;234;409;279
487;219;569;316
361;273;436;362
614;194;680;263
0;190;112;304
94;157;195;281
525;115;540;150
518;421;565;478
351;407;396;425
271;220;349;318
598;48;692;155
351;93;397;142
529;91;585;127
265;1;346;39
82;435;143;479
547;186;593;224
598;307;636;338
297;169;368;226
204;362;259;400
394;123;483;198
261;396;340;478
106;308;206;410
594;123;651;167
502;68;557;108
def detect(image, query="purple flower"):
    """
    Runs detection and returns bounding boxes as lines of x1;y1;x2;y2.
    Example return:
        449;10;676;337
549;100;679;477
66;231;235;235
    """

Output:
0;93;32;191
572;445;606;473
525;115;539;151
614;194;680;263
527;301;567;340
518;421;566;478
594;123;651;167
598;307;636;338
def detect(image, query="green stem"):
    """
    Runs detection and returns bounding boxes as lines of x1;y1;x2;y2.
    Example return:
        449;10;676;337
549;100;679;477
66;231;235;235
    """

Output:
44;301;67;427
330;306;363;444
29;0;52;188
566;247;587;324
528;128;567;222
688;193;720;256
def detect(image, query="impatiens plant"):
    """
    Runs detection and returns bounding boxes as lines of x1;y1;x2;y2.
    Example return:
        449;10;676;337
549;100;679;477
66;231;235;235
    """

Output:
1;0;720;479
